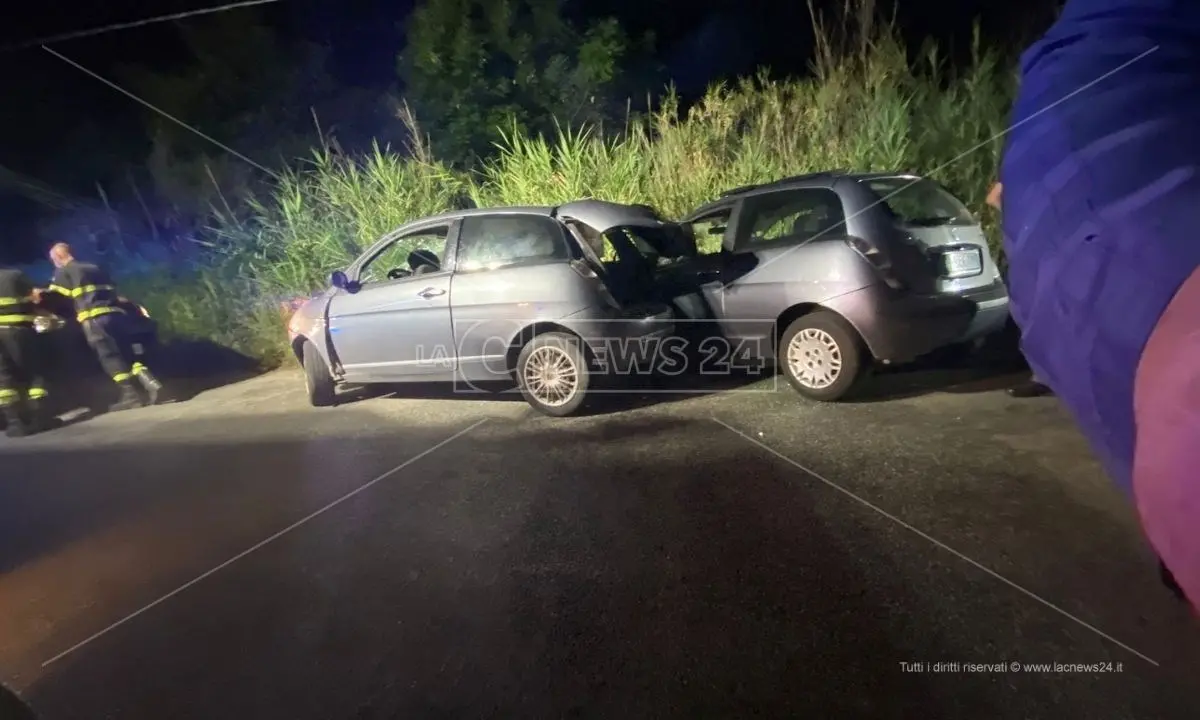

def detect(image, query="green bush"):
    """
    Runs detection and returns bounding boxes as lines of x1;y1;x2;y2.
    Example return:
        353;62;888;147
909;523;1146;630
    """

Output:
137;7;1015;368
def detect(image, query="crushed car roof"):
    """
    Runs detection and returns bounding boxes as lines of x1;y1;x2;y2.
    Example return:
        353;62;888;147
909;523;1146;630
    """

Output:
554;199;670;234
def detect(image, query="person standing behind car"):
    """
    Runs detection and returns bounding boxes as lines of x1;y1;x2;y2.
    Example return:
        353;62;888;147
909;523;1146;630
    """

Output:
0;265;57;436
38;243;162;410
986;182;1052;399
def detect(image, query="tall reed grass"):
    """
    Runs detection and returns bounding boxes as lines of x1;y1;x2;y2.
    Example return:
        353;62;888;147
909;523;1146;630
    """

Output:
138;2;1016;367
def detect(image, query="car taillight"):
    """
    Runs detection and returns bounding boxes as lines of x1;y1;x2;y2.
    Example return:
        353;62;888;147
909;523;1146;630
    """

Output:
845;236;905;290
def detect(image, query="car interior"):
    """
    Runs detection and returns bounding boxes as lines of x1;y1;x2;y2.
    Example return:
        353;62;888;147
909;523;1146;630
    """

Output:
744;194;844;246
408;249;441;276
363;232;448;283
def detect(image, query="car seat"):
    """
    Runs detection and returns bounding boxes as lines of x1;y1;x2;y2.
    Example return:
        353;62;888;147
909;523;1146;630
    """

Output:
408;249;440;275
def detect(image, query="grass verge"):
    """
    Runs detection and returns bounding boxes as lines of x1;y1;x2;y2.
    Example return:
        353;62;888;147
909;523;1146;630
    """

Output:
137;4;1016;369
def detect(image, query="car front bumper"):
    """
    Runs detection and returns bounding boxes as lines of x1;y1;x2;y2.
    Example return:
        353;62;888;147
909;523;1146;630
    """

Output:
827;280;1010;365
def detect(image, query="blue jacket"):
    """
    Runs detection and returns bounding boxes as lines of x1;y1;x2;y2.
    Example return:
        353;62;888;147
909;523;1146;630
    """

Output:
1000;0;1200;492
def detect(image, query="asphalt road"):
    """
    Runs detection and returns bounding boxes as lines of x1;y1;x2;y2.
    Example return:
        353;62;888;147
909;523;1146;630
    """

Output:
1;366;1198;719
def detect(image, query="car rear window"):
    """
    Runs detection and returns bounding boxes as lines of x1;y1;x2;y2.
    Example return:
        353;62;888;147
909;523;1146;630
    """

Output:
864;177;977;227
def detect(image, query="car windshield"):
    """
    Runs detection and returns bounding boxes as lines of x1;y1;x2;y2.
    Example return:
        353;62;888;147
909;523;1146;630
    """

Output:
864;177;977;227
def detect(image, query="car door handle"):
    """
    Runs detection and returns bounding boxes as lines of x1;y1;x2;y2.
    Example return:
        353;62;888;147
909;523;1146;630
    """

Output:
417;287;445;298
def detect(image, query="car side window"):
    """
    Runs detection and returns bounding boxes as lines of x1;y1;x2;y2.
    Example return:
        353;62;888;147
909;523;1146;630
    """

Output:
358;226;451;285
737;189;846;248
456;215;568;271
687;209;732;255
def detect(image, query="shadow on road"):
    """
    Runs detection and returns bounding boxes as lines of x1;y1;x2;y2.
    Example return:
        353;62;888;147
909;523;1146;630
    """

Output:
332;369;771;416
850;365;1027;403
3;411;1197;718
152;340;262;403
4;412;955;719
44;339;262;418
848;321;1032;403
0;684;37;719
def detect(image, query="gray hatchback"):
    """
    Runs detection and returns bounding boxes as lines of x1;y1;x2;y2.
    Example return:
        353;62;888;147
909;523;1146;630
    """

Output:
664;171;1010;401
287;200;679;416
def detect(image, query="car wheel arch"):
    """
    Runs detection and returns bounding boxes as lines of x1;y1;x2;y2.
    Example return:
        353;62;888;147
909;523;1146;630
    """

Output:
293;334;340;373
774;303;873;359
505;322;596;375
291;335;307;364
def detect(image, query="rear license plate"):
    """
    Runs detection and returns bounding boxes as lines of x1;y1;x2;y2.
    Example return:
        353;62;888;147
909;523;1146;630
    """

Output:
940;248;983;278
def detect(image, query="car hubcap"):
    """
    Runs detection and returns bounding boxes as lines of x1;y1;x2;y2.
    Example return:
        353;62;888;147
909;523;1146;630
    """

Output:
787;328;842;389
524;346;578;407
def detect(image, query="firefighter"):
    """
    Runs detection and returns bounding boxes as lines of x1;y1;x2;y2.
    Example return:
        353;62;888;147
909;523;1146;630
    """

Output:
40;243;162;410
0;265;55;437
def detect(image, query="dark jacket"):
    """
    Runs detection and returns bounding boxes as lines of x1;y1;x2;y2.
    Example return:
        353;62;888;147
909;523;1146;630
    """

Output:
0;267;36;328
47;260;124;323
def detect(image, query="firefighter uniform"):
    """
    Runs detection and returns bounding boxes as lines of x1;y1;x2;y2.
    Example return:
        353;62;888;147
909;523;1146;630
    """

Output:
0;267;52;437
46;259;162;409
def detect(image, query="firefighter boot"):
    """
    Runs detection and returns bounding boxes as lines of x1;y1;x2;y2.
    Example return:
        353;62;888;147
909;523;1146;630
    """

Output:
110;380;145;412
26;398;62;433
135;367;163;406
3;404;27;438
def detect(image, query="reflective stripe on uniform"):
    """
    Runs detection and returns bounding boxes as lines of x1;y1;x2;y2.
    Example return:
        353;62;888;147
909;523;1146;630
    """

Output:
132;362;147;374
27;387;48;400
112;372;132;383
47;283;117;299
0;294;35;326
0;388;16;405
78;306;124;323
64;283;116;298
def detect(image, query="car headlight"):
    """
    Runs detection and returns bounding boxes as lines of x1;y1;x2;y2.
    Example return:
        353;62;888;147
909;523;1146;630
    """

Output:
34;315;64;334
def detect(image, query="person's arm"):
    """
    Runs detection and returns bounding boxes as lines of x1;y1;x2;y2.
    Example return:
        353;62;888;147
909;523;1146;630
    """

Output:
21;274;55;316
986;182;1002;211
45;266;70;296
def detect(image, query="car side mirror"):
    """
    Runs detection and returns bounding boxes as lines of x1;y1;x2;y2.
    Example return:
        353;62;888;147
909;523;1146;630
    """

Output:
330;270;360;293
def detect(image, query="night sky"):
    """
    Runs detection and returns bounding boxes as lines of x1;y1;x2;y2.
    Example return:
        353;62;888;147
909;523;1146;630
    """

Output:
0;0;1056;262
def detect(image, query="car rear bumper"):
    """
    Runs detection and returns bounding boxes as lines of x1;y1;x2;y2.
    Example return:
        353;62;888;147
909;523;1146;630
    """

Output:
959;292;1010;342
826;280;1009;364
571;302;676;346
562;303;676;371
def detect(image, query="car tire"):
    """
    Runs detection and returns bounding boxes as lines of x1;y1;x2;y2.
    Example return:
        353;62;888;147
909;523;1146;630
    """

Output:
516;332;590;417
778;310;865;402
302;340;337;407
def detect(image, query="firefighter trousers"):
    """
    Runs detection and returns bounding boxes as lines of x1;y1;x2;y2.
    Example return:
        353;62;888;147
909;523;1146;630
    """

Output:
81;312;153;383
0;326;47;408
